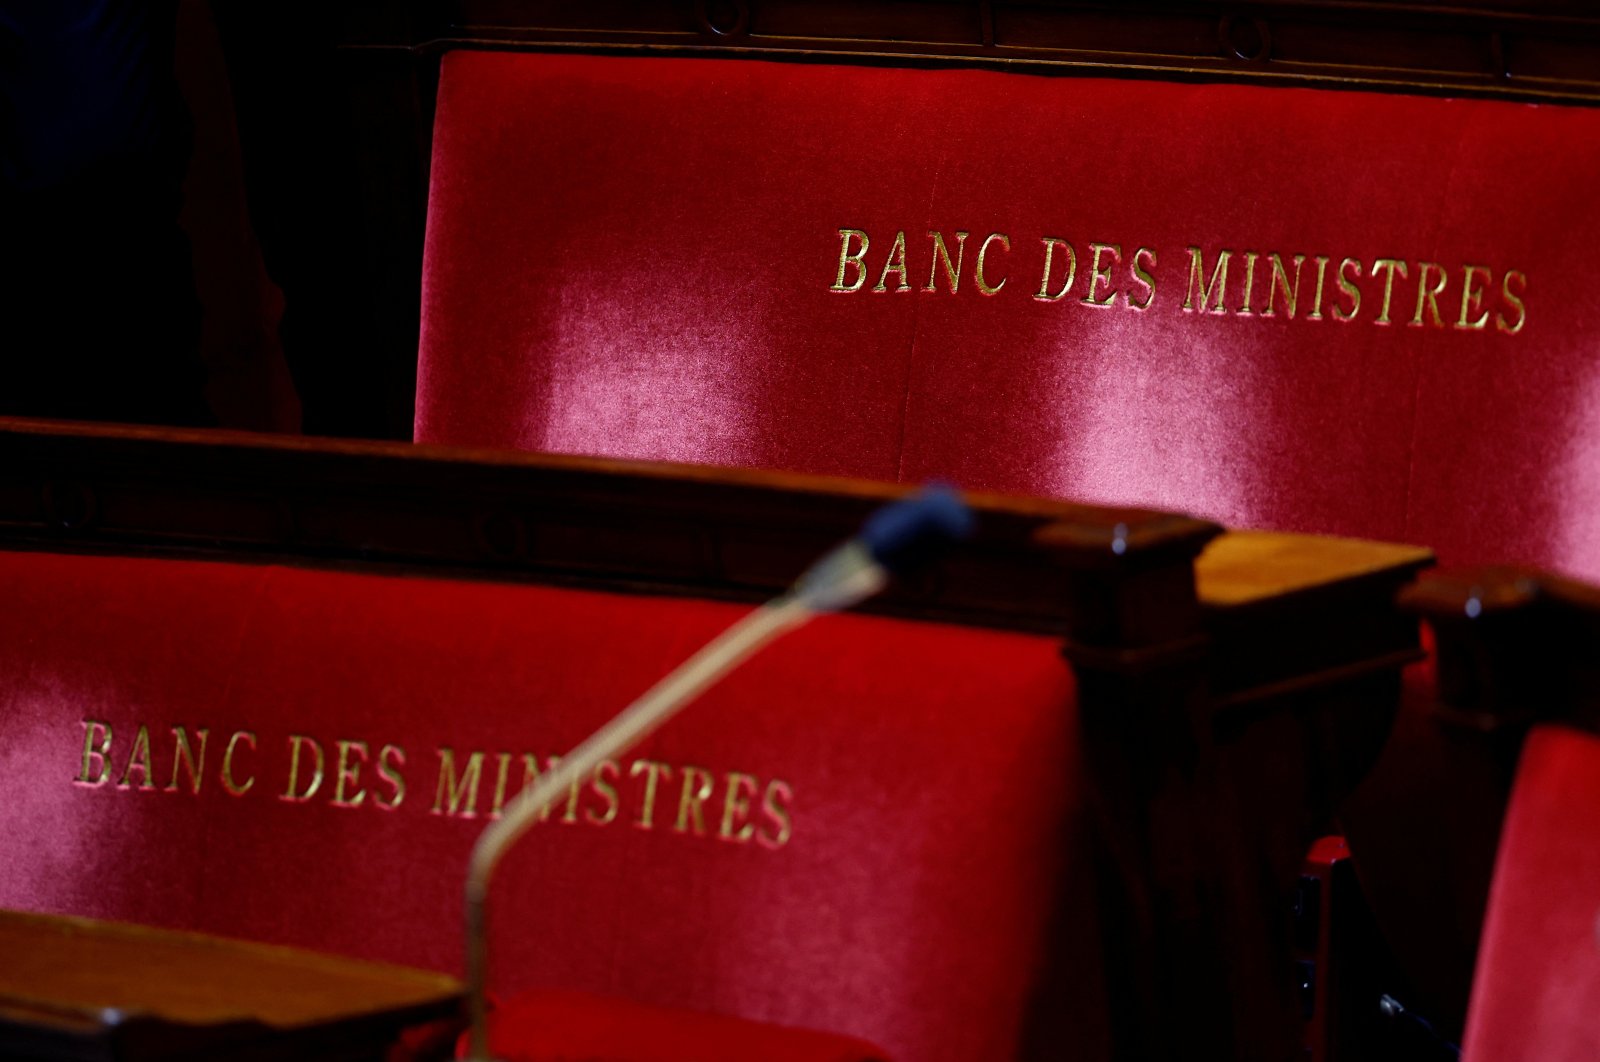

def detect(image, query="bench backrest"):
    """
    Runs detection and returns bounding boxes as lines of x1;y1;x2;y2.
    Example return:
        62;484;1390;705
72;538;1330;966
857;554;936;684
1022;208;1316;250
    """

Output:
416;50;1600;580
0;421;1435;1061
0;548;1093;1061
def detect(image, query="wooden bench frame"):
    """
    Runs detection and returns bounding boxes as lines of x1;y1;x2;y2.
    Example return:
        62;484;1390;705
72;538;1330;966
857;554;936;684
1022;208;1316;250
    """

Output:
0;416;1429;1059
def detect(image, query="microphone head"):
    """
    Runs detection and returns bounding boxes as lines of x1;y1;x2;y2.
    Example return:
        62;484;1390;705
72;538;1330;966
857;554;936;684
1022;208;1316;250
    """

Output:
859;484;974;576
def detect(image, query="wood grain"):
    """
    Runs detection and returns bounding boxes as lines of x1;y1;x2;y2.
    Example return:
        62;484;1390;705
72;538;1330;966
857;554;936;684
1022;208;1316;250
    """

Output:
339;0;1600;106
0;910;461;1060
1198;531;1433;608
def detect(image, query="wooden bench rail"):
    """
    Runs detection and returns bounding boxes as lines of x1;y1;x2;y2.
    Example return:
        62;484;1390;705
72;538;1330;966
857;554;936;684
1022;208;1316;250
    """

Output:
1403;567;1600;733
0;417;1220;651
0;910;461;1061
337;0;1600;106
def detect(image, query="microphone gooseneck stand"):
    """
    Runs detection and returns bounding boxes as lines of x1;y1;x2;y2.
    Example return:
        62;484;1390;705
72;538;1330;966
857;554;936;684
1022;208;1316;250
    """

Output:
462;486;972;1061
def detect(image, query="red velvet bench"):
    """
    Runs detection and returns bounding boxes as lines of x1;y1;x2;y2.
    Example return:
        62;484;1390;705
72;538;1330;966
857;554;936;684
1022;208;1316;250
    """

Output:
413;44;1600;585
396;24;1600;1057
0;419;1427;1061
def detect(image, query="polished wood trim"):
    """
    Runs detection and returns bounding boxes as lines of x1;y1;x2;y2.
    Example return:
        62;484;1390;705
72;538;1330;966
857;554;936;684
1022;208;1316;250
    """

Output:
1197;532;1432;609
337;0;1600;105
0;910;461;1027
1198;531;1430;711
0;418;1431;705
0;412;1438;726
0;417;1220;643
0;910;461;1060
1402;565;1600;732
1401;563;1600;619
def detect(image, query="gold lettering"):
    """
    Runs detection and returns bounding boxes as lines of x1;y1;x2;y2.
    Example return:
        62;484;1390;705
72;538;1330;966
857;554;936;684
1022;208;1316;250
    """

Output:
757;779;794;850
164;726;208;795
331;740;369;809
586;760;621;826
1262;254;1306;319
118;725;155;790
630;759;673;830
830;228;869;293
1081;243;1121;308
1308;256;1330;320
719;771;760;843
974;233;1010;296
489;752;514;818
872;230;910;293
1183;247;1231;314
1237;251;1260;315
1033;238;1077;302
430;747;483;818
1410;262;1449;328
1456;265;1492;331
281;735;325;803
490;754;557;821
1496;271;1527;334
76;720;113;787
546;755;582;824
221;731;256;797
1372;258;1408;325
923;231;968;294
674;765;715;835
1126;247;1157;311
1333;258;1363;322
374;744;406;811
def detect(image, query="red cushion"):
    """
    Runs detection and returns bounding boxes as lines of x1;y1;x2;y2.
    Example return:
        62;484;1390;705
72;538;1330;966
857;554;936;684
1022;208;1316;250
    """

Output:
417;51;1600;581
474;990;888;1061
0;550;1097;1061
1462;725;1600;1061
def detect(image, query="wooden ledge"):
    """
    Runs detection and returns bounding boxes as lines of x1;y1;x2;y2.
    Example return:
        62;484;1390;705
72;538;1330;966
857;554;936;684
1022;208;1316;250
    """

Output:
336;0;1600;108
0;909;460;1056
1197;531;1433;610
1400;564;1600;618
1197;531;1433;704
1401;565;1600;730
0;418;1221;635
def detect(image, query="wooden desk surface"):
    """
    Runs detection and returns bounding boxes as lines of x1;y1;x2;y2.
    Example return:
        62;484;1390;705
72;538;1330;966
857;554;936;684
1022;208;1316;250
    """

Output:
0;910;460;1055
1196;530;1433;608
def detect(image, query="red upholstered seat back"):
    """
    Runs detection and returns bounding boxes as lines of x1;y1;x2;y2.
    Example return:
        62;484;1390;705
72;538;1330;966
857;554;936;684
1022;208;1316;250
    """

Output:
0;550;1095;1062
417;52;1600;580
1463;725;1600;1062
483;990;890;1061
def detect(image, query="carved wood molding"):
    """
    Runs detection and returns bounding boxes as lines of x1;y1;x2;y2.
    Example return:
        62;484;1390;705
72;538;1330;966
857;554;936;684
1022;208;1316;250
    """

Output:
0;418;1219;644
337;0;1600;105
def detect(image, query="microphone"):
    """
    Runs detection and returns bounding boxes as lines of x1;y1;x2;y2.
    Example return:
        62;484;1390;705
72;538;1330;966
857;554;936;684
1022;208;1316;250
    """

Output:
462;485;972;1061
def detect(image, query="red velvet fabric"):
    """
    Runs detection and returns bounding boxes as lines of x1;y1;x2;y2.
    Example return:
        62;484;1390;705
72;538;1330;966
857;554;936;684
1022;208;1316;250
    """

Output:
1462;725;1600;1062
473;990;888;1061
0;550;1096;1062
418;52;1600;581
